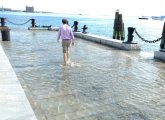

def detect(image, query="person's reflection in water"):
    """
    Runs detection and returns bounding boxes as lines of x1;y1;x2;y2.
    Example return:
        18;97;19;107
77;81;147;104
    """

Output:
57;67;74;115
56;67;86;118
61;67;70;81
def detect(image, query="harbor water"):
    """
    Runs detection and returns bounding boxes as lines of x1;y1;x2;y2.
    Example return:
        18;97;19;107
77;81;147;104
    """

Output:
0;12;165;120
0;11;164;52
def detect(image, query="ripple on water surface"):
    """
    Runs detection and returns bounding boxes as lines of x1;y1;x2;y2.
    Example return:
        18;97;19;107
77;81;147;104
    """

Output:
1;30;165;120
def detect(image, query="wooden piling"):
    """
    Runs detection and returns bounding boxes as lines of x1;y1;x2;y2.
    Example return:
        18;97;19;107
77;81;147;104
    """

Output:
112;11;125;41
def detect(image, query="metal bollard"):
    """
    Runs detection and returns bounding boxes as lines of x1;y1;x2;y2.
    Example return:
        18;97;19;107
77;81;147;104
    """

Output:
82;25;88;33
160;22;165;50
31;18;36;27
0;18;10;41
0;18;6;26
126;27;135;43
71;21;78;32
1;26;10;41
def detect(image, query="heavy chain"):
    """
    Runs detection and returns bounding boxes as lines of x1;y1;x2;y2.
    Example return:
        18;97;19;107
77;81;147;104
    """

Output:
6;19;31;25
135;29;162;43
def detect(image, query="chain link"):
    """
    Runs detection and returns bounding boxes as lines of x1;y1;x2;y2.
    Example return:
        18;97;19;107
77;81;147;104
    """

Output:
135;29;162;43
6;19;31;25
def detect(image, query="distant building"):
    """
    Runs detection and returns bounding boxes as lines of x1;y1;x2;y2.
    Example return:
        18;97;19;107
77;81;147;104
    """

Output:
0;6;11;11
25;6;34;12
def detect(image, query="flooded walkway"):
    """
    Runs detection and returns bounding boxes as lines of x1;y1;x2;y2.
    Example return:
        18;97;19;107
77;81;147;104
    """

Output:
1;30;165;120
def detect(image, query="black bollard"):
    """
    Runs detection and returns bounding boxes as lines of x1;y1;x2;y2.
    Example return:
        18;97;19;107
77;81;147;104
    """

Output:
0;18;6;26
31;18;36;27
127;27;135;43
71;21;78;32
82;25;88;33
0;18;10;41
1;27;10;41
160;22;165;50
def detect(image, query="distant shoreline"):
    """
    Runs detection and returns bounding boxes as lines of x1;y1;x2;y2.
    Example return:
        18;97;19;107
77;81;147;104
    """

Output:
0;9;53;14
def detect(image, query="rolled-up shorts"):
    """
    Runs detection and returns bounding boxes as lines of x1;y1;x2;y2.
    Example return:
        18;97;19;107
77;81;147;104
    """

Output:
62;40;71;53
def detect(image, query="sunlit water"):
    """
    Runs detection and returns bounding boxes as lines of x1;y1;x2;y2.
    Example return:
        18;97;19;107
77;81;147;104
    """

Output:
0;11;165;52
1;26;165;119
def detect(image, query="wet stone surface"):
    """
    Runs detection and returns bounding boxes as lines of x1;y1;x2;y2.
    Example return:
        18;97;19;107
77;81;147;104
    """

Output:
1;30;165;120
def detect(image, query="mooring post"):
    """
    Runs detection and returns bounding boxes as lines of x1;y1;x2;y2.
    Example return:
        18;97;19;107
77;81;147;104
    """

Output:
116;14;121;40
31;18;36;27
112;10;125;41
0;18;10;41
72;21;78;32
120;15;125;40
0;18;5;26
113;10;119;39
127;27;135;43
117;14;124;40
82;25;88;33
160;22;165;50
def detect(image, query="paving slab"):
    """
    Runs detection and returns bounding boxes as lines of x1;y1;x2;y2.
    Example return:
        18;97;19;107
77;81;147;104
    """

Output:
0;45;37;120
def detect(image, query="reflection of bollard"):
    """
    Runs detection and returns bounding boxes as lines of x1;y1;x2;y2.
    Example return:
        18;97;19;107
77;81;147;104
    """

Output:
71;21;78;32
127;27;135;43
82;25;88;33
160;22;165;50
1;26;10;41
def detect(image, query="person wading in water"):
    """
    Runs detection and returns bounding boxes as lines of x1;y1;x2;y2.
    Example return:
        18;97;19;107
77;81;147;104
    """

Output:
57;18;74;65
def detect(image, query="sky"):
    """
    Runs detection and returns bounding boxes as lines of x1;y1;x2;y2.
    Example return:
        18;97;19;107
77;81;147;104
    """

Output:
1;0;165;16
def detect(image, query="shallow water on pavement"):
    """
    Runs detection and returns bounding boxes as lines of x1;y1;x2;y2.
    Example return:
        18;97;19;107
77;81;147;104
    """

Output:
1;29;165;120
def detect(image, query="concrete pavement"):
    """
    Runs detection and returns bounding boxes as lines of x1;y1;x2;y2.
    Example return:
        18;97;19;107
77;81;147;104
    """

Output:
0;45;37;120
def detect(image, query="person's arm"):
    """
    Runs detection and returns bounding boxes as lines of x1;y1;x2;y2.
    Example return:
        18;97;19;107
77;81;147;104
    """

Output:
57;27;61;42
70;30;75;45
